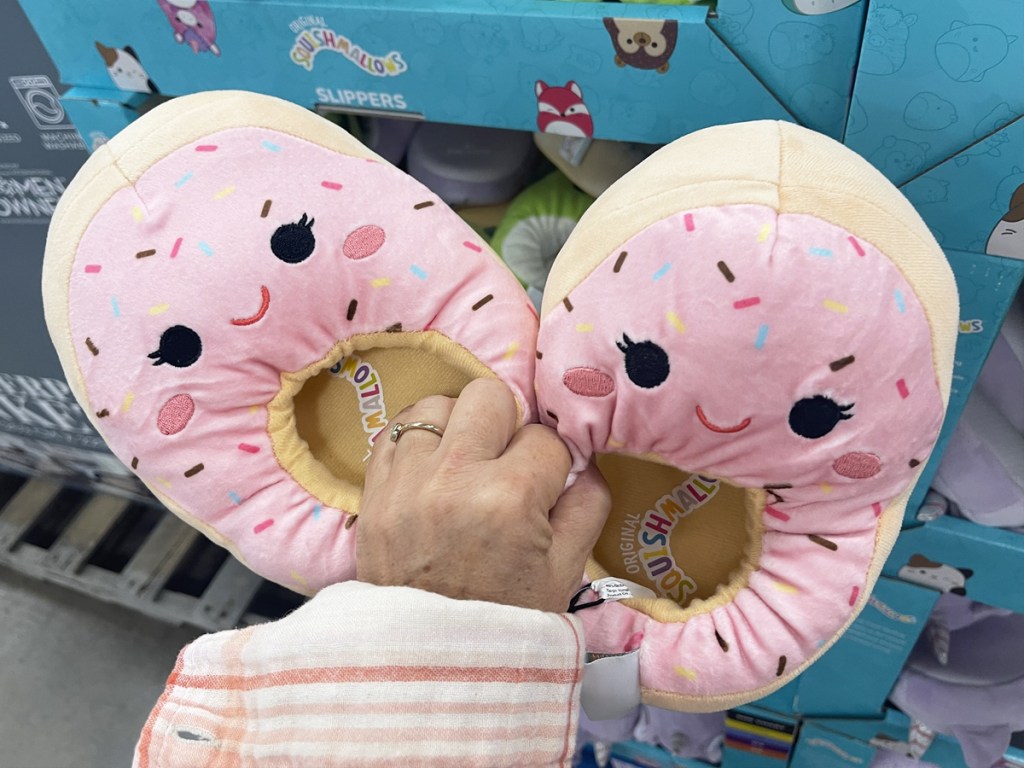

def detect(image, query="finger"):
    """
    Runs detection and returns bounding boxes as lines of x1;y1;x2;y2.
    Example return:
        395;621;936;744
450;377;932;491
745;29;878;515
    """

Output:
548;463;612;585
366;395;455;487
497;424;571;512
437;378;518;463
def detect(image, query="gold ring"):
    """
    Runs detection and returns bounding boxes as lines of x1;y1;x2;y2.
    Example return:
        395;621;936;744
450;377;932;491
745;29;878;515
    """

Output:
389;421;445;443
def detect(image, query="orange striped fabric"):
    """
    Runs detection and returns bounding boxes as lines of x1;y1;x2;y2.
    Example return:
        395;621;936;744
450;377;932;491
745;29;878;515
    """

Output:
133;582;584;767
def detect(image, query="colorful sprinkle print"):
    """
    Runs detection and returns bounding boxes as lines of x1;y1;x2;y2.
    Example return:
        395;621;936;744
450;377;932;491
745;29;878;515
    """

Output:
214;186;236;200
346;299;358;320
666;311;686;334
503;342;520;360
674;666;698;681
111;297;121;317
195;145;218;152
758;224;771;242
312;503;322;521
132;206;144;222
131;457;138;470
734;297;761;309
463;241;482;253
170;237;183;259
238;443;260;453
121;392;135;413
896;379;910;399
613;252;628;273
472;294;493;311
371;278;391;288
822;299;848;314
576;323;593;333
849;586;860;606
894;289;906;314
174;172;193;188
829;355;855;372
820;483;833;494
261;140;281;152
808;534;837;551
653;263;671;281
135;249;156;259
776;656;787;676
809;247;833;258
562;297;574;312
253;519;274;534
85;338;99;356
409;264;428;280
228;491;242;505
184;463;205;478
321;180;343;191
872;502;883;516
717;261;735;282
848;236;865;257
260;200;272;218
198;241;213;257
413;201;434;210
149;304;170;315
684;213;695;232
765;506;790;522
85;264;102;274
772;581;799;595
754;324;769;350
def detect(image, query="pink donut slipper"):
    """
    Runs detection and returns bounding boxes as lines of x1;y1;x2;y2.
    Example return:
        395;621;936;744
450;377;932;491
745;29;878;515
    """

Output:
42;91;538;594
536;121;958;711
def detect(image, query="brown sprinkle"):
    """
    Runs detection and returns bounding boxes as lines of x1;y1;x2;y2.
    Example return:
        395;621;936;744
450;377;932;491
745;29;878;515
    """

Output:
717;261;735;283
96;409;109;418
135;248;157;259
346;299;358;321
563;297;574;312
829;355;856;372
472;294;494;311
413;201;434;210
131;457;139;470
386;322;402;333
85;338;99;356
715;630;729;652
344;514;357;529
535;350;543;360
260;199;272;218
613;251;628;273
909;459;921;468
776;656;787;676
184;463;205;478
808;534;838;551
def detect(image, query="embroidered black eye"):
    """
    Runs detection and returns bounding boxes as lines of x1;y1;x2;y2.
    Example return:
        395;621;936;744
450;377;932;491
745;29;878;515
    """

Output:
788;396;853;439
271;213;316;264
616;334;669;389
149;325;202;368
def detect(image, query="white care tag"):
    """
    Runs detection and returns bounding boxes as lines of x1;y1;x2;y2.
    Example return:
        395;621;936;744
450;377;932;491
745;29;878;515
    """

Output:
580;649;641;721
591;577;658;602
558;135;593;166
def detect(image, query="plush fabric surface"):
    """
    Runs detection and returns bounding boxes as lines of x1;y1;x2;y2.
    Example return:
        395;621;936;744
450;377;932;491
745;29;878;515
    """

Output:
44;92;538;593
536;121;957;711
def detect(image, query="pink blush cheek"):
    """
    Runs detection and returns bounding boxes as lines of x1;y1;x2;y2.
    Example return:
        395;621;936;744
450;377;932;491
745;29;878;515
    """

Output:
158;394;195;435
832;452;882;479
343;225;386;260
563;367;615;397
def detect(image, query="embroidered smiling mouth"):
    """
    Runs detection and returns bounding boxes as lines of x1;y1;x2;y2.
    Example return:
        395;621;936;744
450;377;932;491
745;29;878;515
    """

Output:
695;405;751;434
231;286;271;326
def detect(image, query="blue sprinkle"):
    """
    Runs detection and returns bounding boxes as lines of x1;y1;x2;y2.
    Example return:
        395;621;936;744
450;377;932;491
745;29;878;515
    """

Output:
312;503;322;520
198;241;213;257
174;171;193;189
228;491;242;505
894;289;906;313
809;247;833;258
754;324;769;350
409;264;428;280
261;140;281;152
111;296;121;318
652;263;671;281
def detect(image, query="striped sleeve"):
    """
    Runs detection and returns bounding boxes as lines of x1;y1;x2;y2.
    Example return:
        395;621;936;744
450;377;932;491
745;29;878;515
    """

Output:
133;582;584;767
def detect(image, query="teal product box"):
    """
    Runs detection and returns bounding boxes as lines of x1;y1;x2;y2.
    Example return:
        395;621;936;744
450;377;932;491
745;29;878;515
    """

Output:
753;577;938;717
606;741;715;768
886;514;1024;614
904;248;1024;523
845;0;1023;187
59;86;153;153
709;0;867;139
17;0;803;145
789;709;1024;768
721;706;797;767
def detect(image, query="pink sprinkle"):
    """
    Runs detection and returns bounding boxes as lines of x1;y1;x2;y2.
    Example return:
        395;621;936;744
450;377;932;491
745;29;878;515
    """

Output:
253;519;274;534
195;145;218;152
872;502;882;517
463;241;482;253
684;213;695;232
848;236;865;257
85;264;102;274
625;632;644;653
765;505;790;522
170;237;183;259
734;297;761;310
321;180;343;190
238;443;260;454
849;585;860;606
896;379;910;399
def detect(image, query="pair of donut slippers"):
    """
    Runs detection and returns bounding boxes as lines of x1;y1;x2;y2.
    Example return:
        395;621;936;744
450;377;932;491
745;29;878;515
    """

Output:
43;91;957;713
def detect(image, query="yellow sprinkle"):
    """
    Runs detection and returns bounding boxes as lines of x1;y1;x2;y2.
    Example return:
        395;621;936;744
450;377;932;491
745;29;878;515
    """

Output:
758;224;772;242
290;570;309;587
131;206;144;222
772;580;799;595
503;341;520;360
249;405;260;414
666;311;686;334
149;303;170;315
214;185;236;200
156;477;172;490
819;483;833;494
674;666;698;681
606;437;624;449
575;323;593;333
371;277;391;287
823;299;849;314
121;392;135;413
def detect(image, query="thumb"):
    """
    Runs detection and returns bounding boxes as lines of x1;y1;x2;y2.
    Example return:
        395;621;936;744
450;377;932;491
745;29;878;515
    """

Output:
548;462;612;583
